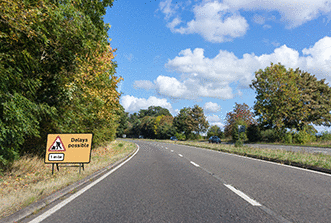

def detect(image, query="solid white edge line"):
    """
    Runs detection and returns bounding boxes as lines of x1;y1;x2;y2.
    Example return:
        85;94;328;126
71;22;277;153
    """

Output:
190;161;200;167
178;154;183;157
224;184;261;206
29;145;140;223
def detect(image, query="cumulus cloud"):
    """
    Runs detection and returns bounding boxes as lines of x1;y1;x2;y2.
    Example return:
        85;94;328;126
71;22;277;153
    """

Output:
206;114;221;122
134;36;331;100
203;102;222;113
168;1;249;43
224;0;331;28
120;95;175;114
133;80;155;90
206;115;225;129
159;0;331;42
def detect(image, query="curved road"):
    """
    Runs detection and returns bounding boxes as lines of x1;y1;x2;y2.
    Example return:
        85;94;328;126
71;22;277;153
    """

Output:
22;140;331;223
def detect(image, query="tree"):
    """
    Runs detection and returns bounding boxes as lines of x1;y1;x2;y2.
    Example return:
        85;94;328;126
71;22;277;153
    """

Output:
250;63;331;132
153;115;175;139
0;0;120;168
116;105;129;138
138;106;172;118
207;125;224;138
191;105;209;136
174;105;209;139
173;107;194;139
224;103;256;137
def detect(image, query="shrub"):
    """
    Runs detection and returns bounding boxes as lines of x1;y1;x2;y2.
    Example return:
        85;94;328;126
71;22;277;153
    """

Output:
247;124;261;142
232;125;239;142
319;131;331;141
282;133;293;144
175;133;186;141
260;129;278;142
293;125;317;144
234;140;243;147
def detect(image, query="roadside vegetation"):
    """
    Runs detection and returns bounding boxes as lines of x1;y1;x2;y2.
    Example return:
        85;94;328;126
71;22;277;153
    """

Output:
0;140;136;219
143;139;331;172
121;63;331;151
1;0;122;173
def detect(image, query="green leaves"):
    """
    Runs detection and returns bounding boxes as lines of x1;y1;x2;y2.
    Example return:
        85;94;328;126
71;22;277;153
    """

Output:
250;63;331;132
174;105;209;139
0;0;120;168
224;103;256;137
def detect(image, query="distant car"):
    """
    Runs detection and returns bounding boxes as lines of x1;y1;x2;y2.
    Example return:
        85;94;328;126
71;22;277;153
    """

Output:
209;136;221;144
170;136;178;141
139;135;144;139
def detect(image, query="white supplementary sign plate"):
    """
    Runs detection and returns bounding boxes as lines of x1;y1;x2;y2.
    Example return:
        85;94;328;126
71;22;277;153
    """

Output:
48;153;64;161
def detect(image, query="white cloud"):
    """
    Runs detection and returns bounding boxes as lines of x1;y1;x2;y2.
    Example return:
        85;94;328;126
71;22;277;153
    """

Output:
159;0;331;42
169;1;249;43
120;95;175;115
159;0;176;20
206;114;225;129
252;14;266;24
133;80;155;90
263;24;272;29
134;36;331;100
204;102;222;113
224;0;331;28
206;114;221;122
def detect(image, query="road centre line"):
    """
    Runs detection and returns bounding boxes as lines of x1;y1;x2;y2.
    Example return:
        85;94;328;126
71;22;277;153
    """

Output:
190;161;200;167
29;145;140;223
224;184;261;206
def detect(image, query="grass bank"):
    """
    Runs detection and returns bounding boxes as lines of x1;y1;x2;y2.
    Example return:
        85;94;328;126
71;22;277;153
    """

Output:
0;140;136;219
154;139;331;172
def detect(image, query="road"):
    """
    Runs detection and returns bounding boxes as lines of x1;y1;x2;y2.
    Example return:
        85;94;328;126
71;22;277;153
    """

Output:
23;140;331;223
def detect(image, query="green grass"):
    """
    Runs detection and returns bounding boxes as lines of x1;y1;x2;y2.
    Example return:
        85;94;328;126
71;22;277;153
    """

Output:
146;139;331;171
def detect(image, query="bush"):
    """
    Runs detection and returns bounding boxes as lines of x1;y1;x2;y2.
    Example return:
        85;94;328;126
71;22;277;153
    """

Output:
260;129;278;142
319;131;331;141
234;140;243;147
293;125;317;144
247;124;261;142
232;125;239;142
282;133;293;144
175;133;186;141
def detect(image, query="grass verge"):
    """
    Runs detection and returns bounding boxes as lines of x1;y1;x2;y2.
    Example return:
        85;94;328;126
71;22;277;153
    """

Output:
150;139;331;172
0;140;136;219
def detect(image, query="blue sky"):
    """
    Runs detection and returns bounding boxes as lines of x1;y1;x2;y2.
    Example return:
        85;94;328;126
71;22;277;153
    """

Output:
105;0;331;132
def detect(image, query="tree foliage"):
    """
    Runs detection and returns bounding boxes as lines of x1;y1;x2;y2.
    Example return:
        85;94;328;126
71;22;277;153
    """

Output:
224;103;256;137
173;105;209;139
0;0;120;168
250;63;331;132
138;106;172;118
207;125;223;139
125;107;174;139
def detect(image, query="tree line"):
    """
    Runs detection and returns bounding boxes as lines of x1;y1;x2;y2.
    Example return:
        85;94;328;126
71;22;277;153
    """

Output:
118;63;331;146
0;0;121;169
116;105;211;140
225;63;331;145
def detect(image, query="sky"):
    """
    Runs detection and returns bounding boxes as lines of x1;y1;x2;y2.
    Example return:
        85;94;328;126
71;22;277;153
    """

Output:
104;0;331;133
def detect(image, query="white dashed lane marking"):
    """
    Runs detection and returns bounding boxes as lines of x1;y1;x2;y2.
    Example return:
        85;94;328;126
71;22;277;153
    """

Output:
190;161;200;167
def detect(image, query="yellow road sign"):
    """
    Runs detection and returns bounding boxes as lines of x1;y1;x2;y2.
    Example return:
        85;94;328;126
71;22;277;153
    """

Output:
45;134;93;164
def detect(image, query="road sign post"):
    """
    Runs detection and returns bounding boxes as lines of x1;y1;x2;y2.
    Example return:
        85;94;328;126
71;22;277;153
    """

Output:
45;134;93;174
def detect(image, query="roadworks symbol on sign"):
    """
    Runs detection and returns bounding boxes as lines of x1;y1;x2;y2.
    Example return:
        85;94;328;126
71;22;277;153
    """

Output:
48;136;66;152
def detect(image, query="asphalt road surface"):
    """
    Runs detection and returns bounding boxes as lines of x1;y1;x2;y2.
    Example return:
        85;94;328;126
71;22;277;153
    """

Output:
23;140;331;223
